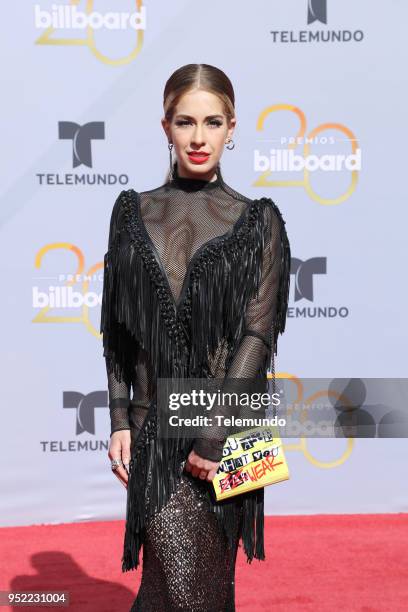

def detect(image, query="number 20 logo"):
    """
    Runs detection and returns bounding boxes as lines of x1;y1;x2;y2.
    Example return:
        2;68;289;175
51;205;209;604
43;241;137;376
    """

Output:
253;104;360;206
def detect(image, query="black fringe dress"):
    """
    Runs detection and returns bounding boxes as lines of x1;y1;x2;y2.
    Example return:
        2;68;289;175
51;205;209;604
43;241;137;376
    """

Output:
100;164;291;611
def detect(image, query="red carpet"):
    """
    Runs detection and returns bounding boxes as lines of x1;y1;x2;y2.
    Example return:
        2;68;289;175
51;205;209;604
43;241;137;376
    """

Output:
1;514;407;611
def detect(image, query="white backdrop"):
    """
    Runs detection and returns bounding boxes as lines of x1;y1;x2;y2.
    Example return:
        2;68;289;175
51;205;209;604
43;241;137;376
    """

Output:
1;0;407;527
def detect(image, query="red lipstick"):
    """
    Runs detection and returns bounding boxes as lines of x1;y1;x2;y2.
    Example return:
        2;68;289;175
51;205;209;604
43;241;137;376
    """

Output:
187;152;210;164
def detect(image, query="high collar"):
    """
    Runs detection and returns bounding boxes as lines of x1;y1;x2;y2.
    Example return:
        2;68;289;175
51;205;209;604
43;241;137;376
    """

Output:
168;164;221;192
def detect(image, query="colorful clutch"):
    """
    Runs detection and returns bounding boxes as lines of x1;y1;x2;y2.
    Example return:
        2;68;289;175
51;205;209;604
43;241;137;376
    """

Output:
211;425;290;501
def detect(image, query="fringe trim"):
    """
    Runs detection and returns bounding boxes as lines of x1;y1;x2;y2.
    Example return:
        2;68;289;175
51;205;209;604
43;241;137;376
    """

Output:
100;239;135;389
261;197;291;358
240;488;265;563
181;196;266;376
121;403;193;572
101;190;290;571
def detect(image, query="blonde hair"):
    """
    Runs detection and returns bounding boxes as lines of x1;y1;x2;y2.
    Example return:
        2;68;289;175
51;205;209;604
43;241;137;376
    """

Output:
163;64;236;181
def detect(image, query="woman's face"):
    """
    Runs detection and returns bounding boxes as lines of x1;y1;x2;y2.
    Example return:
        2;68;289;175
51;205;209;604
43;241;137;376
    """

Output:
162;89;235;181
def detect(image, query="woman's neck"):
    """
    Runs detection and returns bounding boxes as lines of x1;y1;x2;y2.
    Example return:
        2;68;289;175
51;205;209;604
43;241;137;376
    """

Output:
169;162;222;191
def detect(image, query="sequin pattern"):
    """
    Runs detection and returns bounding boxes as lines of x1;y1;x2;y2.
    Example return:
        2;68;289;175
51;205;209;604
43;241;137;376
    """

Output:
130;468;242;612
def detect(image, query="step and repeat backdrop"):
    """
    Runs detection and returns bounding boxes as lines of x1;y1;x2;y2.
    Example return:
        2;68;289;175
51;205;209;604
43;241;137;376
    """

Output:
1;1;407;526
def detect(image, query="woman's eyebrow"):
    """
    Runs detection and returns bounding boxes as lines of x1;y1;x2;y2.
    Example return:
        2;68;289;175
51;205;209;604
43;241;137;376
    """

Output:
175;114;224;120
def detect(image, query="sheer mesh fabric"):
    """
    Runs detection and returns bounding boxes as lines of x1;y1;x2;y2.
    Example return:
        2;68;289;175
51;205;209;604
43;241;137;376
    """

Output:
103;167;284;462
193;199;282;460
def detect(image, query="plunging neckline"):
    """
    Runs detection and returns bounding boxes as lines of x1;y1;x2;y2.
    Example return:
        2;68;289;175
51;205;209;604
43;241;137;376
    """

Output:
130;189;251;312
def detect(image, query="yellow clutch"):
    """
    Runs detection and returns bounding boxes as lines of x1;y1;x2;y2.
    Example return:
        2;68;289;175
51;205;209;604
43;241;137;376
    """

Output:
212;425;290;501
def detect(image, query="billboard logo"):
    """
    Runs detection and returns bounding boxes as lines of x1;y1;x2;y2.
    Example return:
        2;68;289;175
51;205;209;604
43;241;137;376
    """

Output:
254;148;361;173
34;4;146;30
34;2;146;65
253;105;360;205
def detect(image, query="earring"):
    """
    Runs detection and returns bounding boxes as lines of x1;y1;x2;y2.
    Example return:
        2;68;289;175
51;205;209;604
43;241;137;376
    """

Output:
168;142;174;179
225;138;235;150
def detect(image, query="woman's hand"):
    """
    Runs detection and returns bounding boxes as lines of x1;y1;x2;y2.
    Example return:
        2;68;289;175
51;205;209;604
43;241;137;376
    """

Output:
108;430;131;489
184;448;220;482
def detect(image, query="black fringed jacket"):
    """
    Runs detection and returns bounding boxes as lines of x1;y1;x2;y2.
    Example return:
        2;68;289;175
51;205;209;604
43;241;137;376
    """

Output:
100;170;291;572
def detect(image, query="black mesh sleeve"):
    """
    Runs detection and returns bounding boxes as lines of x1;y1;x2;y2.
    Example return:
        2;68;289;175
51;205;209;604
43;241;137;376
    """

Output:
101;192;132;437
192;201;290;462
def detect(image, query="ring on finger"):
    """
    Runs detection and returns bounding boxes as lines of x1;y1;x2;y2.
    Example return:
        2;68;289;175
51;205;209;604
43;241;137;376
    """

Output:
111;458;122;471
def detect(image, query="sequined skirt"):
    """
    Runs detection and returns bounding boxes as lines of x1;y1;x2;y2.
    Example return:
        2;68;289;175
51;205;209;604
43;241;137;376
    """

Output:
126;403;245;611
130;466;243;612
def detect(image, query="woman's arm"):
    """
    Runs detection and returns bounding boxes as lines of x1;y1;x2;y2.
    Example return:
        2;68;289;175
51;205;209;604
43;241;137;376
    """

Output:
100;192;132;437
192;199;291;462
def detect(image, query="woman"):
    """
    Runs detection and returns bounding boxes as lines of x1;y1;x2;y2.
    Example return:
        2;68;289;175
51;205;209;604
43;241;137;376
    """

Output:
100;63;291;611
